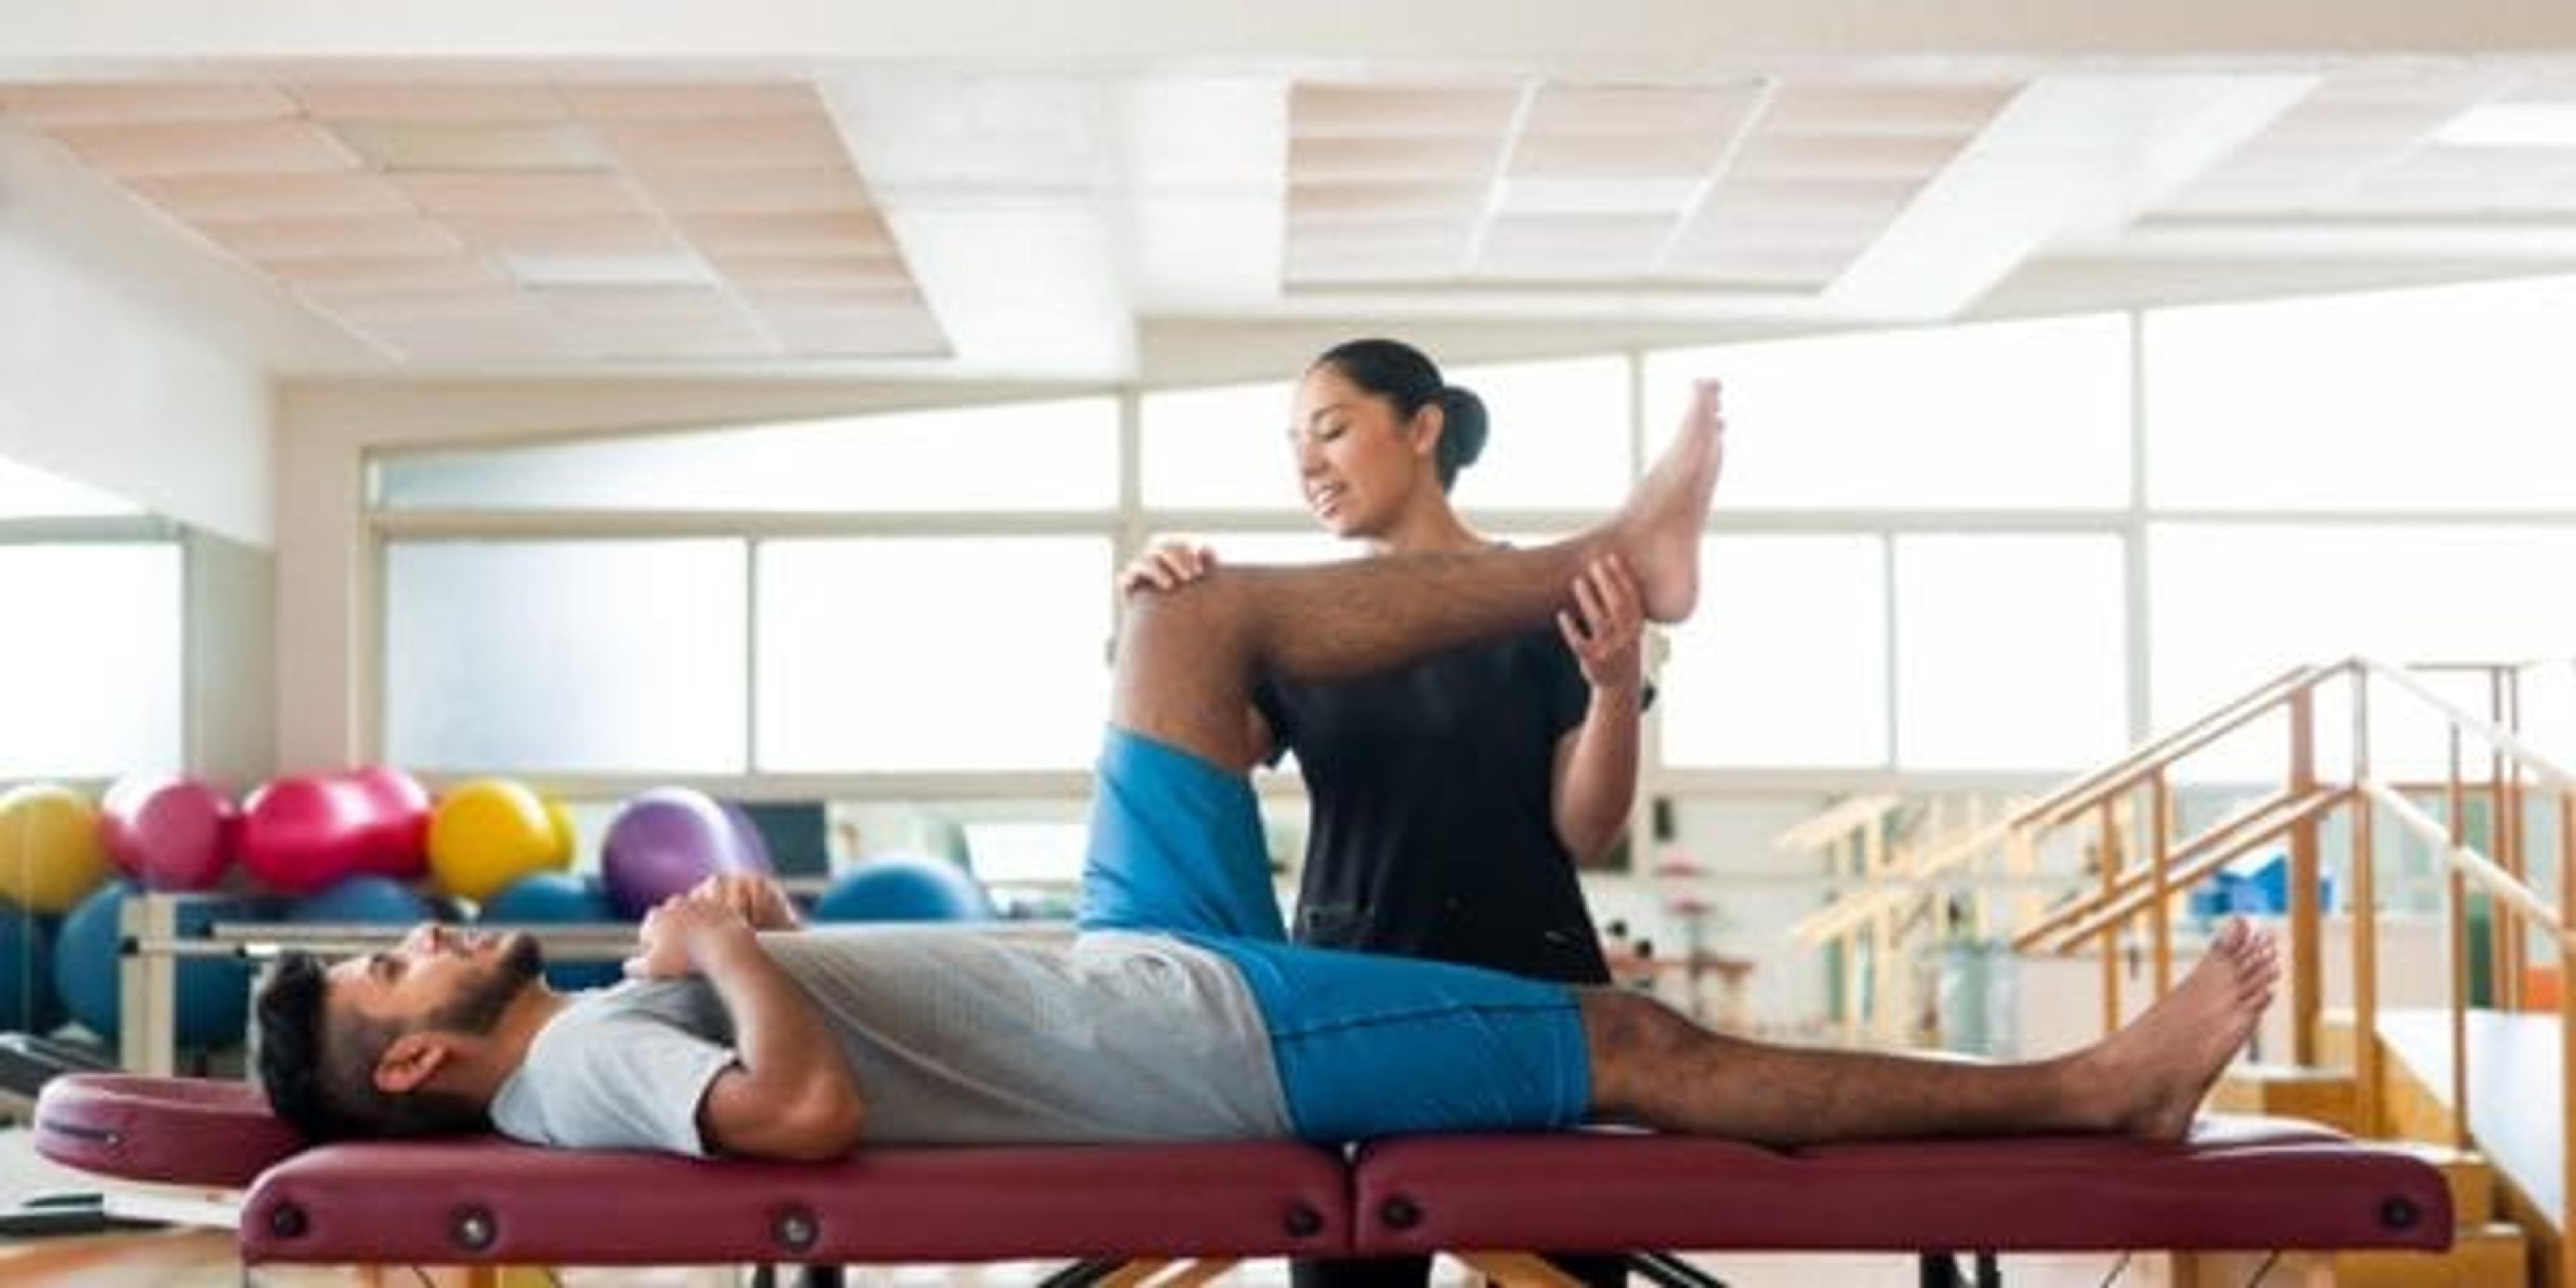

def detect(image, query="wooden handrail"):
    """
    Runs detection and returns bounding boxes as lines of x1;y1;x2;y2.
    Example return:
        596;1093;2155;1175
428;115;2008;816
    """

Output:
2355;778;2576;954
2025;665;2326;829
1773;794;1904;852
1786;812;2019;944
2355;656;2576;796
2010;784;2310;950
2017;787;2347;955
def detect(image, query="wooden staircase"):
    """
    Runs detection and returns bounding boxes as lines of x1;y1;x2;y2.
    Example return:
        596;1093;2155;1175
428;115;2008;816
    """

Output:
2194;1010;2555;1286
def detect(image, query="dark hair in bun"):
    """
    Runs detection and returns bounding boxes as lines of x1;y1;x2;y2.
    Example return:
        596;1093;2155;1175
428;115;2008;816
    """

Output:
1311;337;1488;492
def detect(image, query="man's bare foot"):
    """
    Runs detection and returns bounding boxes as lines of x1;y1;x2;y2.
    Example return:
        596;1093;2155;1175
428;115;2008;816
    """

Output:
2084;918;2281;1141
1608;380;1726;623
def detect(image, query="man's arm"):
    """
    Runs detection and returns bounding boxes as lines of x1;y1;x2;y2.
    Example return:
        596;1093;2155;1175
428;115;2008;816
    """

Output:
626;898;865;1161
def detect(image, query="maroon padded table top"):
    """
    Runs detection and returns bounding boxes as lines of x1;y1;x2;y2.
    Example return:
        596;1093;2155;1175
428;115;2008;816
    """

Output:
34;1075;2451;1268
1350;1117;2451;1256
241;1136;1352;1265
34;1073;303;1189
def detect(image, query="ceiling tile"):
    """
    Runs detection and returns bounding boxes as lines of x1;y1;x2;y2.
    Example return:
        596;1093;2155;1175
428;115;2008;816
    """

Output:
0;83;299;125
50;119;362;176
129;172;417;219
1291;85;1521;138
288;83;570;123
392;170;647;215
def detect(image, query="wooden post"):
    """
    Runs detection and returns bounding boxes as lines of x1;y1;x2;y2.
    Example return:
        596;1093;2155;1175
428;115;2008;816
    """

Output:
2559;786;2574;1288
2148;771;2173;998
2286;685;2322;1065
2350;671;2381;1137
2098;797;2123;1036
2446;729;2471;1150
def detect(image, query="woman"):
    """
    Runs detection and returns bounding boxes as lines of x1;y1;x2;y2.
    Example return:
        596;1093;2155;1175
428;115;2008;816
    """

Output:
1123;338;1644;1286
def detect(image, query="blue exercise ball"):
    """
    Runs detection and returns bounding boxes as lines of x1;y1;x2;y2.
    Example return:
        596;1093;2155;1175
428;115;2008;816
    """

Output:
0;899;60;1033
55;881;252;1050
814;855;995;923
288;874;431;926
480;872;621;990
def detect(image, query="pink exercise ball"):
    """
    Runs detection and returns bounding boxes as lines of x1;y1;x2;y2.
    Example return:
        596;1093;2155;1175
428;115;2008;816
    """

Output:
238;776;375;896
347;766;432;880
97;775;239;892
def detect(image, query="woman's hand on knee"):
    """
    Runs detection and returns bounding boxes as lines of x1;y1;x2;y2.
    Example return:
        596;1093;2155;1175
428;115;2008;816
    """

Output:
1119;541;1218;594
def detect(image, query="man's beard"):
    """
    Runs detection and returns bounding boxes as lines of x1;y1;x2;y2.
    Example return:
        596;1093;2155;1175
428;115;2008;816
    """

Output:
421;934;546;1036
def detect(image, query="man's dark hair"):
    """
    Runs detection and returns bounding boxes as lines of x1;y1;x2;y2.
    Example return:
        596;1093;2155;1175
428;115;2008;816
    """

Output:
254;952;490;1142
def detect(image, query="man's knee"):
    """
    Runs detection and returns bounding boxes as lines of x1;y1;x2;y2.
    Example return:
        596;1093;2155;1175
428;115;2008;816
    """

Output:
1578;987;1699;1113
1116;571;1248;665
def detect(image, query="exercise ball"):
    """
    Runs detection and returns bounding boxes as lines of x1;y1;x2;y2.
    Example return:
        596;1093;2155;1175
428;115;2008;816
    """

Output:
481;873;620;989
543;797;576;866
600;788;771;919
238;776;373;896
0;899;60;1034
99;775;238;892
427;779;564;903
55;882;251;1049
347;767;432;880
0;784;112;915
814;855;996;923
287;874;430;926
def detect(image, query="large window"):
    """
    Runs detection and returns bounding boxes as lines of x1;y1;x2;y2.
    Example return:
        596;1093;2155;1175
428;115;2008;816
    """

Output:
756;538;1112;772
1642;313;2131;511
2147;276;2576;511
1660;536;1887;769
384;540;749;773
369;275;2576;788
1894;535;2127;771
0;543;182;777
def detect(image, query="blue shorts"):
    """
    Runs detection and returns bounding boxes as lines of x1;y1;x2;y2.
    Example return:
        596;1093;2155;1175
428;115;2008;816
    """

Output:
1079;726;1591;1140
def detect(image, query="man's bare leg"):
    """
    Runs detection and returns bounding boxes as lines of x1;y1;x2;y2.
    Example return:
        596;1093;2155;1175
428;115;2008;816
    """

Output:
1585;918;2282;1145
1114;380;1725;765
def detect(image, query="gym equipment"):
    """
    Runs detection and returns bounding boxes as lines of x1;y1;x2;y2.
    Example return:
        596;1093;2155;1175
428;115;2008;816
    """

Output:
601;787;771;919
31;1072;2451;1278
347;767;433;880
287;875;431;926
54;883;252;1050
480;873;622;989
99;775;239;892
814;855;996;923
238;776;376;896
427;778;565;903
0;783;112;914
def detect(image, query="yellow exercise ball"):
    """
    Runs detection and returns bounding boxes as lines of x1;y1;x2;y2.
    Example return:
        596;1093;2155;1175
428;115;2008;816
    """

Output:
427;779;566;903
0;784;112;914
543;797;576;866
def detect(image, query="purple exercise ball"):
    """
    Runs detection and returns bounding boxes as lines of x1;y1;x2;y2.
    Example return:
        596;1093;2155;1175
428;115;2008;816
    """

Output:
600;788;772;918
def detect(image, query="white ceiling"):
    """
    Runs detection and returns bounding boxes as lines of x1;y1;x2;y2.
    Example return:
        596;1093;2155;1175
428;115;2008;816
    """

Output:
3;2;2575;380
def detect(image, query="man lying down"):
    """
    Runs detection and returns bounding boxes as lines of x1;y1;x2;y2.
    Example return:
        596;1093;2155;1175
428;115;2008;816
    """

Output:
254;383;2280;1161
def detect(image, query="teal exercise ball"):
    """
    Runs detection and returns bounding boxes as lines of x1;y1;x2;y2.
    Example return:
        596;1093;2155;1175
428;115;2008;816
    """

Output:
480;873;621;990
814;855;995;923
287;874;430;926
54;882;252;1050
0;898;60;1033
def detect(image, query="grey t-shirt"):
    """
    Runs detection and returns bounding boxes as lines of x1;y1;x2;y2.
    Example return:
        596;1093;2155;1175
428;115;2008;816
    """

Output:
489;927;1291;1155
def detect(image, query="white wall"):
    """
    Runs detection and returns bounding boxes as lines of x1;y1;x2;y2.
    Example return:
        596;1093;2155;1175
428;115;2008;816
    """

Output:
0;136;274;546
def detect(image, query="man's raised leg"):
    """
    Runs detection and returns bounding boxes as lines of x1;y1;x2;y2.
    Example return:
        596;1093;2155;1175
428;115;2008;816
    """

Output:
1583;918;2283;1145
1114;380;1725;767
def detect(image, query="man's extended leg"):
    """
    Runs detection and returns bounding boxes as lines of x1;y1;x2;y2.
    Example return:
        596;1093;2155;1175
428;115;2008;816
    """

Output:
1583;918;2283;1145
1112;380;1723;767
